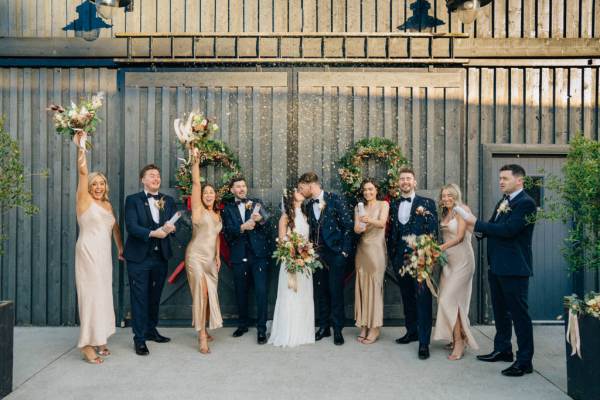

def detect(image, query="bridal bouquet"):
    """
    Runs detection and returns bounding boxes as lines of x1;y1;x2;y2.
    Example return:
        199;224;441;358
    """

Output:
273;231;323;291
400;234;447;297
173;112;219;149
47;92;103;149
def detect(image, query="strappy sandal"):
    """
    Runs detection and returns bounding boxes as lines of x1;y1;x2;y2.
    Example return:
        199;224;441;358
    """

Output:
444;342;454;350
82;352;104;365
361;336;379;345
95;347;111;357
199;335;211;354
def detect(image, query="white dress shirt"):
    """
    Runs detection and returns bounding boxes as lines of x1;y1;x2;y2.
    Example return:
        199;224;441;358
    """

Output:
312;190;325;220
509;188;523;201
237;199;247;222
144;190;160;224
397;192;415;225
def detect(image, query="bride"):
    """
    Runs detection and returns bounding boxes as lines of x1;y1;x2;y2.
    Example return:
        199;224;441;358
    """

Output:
268;188;315;347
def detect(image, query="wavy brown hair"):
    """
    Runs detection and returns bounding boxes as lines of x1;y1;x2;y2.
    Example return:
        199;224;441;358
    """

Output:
282;188;306;231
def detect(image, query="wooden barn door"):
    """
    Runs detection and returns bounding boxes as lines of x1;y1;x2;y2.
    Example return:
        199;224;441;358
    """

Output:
485;150;570;321
296;69;466;321
122;71;289;324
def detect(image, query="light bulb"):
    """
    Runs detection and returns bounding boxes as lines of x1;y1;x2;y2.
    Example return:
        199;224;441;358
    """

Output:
456;0;480;24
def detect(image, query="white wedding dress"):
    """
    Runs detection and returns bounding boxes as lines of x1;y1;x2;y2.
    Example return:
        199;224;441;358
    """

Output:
268;208;315;347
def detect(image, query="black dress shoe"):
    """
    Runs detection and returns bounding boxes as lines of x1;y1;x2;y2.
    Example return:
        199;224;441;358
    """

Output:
333;331;344;346
418;345;430;360
135;343;149;356
315;327;331;341
395;332;419;344
232;327;248;337
501;362;533;377
476;350;514;363
146;332;171;343
257;331;267;345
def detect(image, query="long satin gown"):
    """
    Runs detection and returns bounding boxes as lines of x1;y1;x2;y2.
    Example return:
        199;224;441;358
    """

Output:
354;201;388;329
185;210;223;331
433;217;479;349
75;202;116;348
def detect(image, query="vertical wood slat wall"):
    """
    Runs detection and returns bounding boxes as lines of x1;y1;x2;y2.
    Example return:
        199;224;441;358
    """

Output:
0;0;599;38
1;65;598;324
0;68;120;325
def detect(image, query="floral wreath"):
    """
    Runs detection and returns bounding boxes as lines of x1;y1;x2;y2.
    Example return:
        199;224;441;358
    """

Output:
175;139;242;203
337;137;409;199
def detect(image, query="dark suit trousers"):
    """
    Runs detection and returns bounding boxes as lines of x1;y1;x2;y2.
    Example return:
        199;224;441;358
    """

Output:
127;251;168;345
232;255;268;333
314;249;346;331
488;271;534;364
398;271;432;345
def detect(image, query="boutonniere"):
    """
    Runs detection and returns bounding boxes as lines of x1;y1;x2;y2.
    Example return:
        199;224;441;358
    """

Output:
245;200;254;210
497;199;511;215
319;200;326;212
156;196;166;211
415;206;432;217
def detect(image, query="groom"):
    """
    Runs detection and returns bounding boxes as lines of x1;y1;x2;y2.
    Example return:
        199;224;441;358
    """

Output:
222;176;270;344
387;167;438;360
457;164;537;377
123;164;177;356
297;172;353;345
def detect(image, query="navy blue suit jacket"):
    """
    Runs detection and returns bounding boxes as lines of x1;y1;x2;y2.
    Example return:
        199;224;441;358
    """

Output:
307;191;354;256
387;195;439;268
123;191;176;263
221;198;269;263
475;191;536;277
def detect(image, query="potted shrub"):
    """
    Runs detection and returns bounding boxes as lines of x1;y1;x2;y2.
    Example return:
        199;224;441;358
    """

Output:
532;135;600;400
0;118;41;397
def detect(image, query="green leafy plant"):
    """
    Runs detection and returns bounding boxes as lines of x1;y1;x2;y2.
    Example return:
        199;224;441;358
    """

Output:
0;118;44;253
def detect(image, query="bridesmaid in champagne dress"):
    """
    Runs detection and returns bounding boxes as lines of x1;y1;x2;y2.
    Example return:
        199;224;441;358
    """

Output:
185;148;223;354
73;131;124;364
353;179;389;344
433;183;479;360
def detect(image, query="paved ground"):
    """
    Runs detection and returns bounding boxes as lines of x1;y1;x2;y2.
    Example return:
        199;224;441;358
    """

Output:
7;325;568;400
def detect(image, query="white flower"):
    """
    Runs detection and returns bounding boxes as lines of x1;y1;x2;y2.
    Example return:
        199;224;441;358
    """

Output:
91;92;104;109
174;113;195;145
497;200;511;214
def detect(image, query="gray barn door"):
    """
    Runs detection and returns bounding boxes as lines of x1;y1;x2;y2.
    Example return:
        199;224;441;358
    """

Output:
122;71;288;323
297;69;466;321
486;153;570;321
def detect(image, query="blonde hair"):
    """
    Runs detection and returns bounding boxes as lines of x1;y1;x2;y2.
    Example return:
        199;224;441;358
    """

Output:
439;183;462;217
88;172;110;202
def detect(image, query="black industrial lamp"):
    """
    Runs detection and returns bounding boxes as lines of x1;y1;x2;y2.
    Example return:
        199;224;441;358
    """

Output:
90;0;133;20
447;0;493;24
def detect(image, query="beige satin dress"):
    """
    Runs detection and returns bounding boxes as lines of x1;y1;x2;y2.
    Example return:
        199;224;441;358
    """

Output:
75;202;116;348
433;217;479;349
185;210;223;331
354;201;388;329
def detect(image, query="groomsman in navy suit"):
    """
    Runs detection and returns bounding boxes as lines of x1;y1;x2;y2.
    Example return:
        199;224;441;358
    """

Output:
222;176;270;344
387;167;438;360
456;164;537;377
297;172;354;346
123;164;177;356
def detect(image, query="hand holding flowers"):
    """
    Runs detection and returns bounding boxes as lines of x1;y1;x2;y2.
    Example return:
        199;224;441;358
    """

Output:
48;92;104;150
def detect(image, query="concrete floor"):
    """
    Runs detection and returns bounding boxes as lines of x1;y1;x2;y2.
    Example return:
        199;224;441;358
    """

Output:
6;325;569;400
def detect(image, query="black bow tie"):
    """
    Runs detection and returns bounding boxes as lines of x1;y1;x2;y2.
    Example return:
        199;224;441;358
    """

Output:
146;193;161;200
235;198;249;205
502;194;510;201
399;197;412;203
310;199;320;205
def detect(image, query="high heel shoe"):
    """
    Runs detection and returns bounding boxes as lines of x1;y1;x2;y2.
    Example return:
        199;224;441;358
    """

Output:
81;350;104;365
361;335;379;345
198;335;211;354
448;342;466;361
